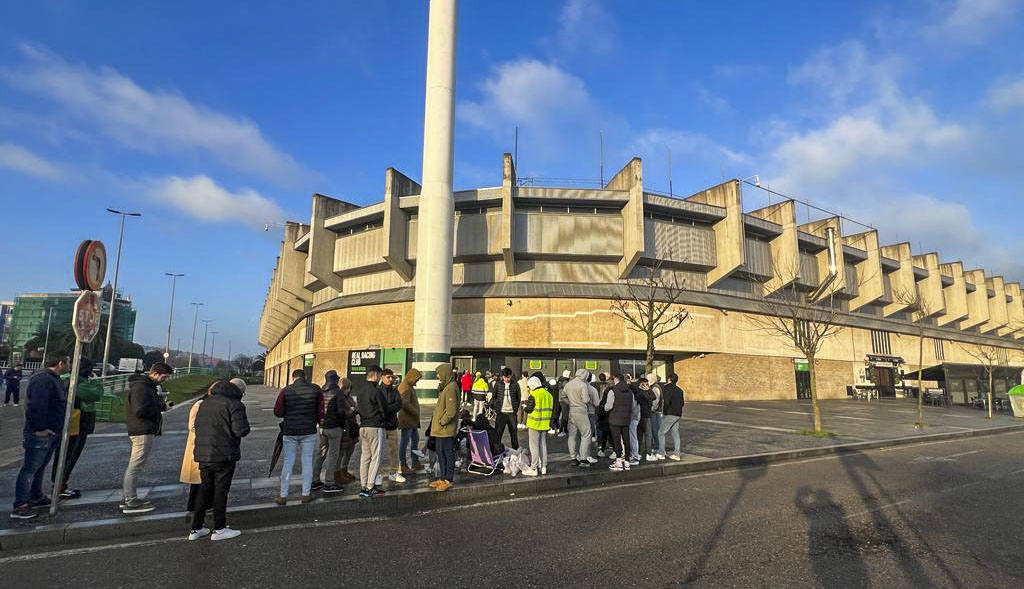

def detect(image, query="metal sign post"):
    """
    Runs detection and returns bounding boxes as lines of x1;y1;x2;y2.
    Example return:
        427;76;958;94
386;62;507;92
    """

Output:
51;245;105;517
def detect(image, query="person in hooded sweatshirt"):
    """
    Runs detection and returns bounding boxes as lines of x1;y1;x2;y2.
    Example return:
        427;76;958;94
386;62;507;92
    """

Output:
488;367;521;450
659;373;685;460
604;374;635;471
397;368;424;474
635;377;656;462
626;375;642;466
521;376;554;476
187;379;250;542
122;362;173;515
315;371;347;494
563;369;597;467
430;364;459;492
648;373;665;460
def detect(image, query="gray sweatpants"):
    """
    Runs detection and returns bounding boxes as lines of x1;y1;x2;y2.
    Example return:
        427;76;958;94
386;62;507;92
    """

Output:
358;427;384;490
567;408;592;460
659;412;683;455
313;427;343;483
123;434;155;502
528;428;547;470
628;416;640;461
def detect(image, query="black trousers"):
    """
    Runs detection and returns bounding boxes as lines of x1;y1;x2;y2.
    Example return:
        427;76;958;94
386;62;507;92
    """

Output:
50;412;97;488
597;418;612;450
494;412;519;449
186;484;201;512
610;424;630;460
4;384;19;404
558;402;570;433
191;462;236;531
638;417;650;457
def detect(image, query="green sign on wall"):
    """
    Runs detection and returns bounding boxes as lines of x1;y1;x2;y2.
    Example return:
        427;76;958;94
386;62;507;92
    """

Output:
528;360;542;370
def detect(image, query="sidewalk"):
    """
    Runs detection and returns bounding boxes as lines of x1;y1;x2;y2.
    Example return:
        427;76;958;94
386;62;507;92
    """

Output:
1;385;1021;549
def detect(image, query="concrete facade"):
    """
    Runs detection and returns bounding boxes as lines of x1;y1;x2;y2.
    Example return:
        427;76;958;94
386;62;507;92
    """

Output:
259;155;1024;401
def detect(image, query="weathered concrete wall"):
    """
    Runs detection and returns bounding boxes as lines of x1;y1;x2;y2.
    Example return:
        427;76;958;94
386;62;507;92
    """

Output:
686;180;744;287
674;353;852;401
382;168;419;281
606;158;645;279
881;243;915;317
800;217;845;298
1003;282;1024;338
749;200;798;295
501;153;516;276
937;262;969;326
981;276;1009;334
913;253;945;319
843;230;883;311
961;269;991;330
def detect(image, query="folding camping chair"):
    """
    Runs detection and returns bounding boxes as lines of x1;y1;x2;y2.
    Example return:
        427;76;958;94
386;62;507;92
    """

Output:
465;428;506;476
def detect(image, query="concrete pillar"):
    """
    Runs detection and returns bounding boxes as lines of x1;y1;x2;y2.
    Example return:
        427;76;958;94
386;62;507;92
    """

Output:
501;153;516;276
412;0;458;398
881;243;915;317
799;217;846;299
748;200;798;295
981;276;1008;334
607;158;645;279
842;230;883;311
960;269;990;330
936;261;969;326
383;168;419;282
686;179;744;287
912;253;945;319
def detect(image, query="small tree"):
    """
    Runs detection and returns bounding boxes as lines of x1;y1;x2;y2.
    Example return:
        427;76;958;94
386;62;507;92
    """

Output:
610;257;690;374
892;286;936;428
233;354;254;375
747;262;847;433
961;343;1005;419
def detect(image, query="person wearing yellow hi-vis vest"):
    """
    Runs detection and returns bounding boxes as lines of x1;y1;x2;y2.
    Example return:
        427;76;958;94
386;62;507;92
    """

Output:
470;372;490;419
521;375;553;476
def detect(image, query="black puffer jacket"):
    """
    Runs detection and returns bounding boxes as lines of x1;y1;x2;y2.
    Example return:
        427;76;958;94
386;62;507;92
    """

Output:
607;381;635;427
662;382;685;416
274;378;322;436
125;374;166;436
193;382;250;463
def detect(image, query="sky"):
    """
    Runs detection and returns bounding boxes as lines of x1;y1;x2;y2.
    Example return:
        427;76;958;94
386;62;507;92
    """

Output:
1;0;1023;356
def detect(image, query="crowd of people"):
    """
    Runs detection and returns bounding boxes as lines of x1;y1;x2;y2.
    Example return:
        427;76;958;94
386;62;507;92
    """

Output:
8;354;685;544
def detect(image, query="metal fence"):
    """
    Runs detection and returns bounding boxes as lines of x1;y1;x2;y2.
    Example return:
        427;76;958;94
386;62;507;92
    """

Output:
92;367;209;421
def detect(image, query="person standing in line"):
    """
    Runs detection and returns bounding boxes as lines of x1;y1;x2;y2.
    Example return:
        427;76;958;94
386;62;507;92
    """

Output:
563;369;597;467
658;374;685;460
554;370;571;436
356;365;389;497
397;368;424;475
187;379;250;542
53;357;104;499
377;369;405;484
488;367;520;450
316;371;347;494
430;363;458;492
521;376;554;477
181;382;214;517
335;378;359;484
516;371;529;430
627;375;641;466
122;362;174;515
635;378;657;462
273;369;324;505
3;363;24;406
648;373;664;460
604;374;635;472
594;373;612;457
470;372;489;419
9;354;68;520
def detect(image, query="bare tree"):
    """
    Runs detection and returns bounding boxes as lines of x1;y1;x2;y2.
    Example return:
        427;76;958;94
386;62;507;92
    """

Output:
960;343;1005;419
610;257;690;374
892;286;936;428
746;262;847;433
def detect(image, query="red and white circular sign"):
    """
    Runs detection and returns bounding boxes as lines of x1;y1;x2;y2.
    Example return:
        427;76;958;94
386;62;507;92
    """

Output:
74;240;107;291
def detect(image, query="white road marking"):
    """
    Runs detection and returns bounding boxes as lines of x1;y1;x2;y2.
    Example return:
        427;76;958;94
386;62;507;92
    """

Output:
947;449;984;458
685;418;795;433
844;499;912;520
835;416;873;421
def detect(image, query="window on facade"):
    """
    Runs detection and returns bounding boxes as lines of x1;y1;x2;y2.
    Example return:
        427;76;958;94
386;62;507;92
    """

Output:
304;315;314;344
871;329;892;355
934;339;945;361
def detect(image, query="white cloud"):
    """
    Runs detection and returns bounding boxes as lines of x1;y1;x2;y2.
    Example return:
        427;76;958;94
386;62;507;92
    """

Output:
4;44;309;186
787;41;902;109
696;84;732;113
557;0;616;55
146;175;286;228
0;142;63;180
986;76;1024;110
459;59;600;158
631;128;748;166
926;0;1021;44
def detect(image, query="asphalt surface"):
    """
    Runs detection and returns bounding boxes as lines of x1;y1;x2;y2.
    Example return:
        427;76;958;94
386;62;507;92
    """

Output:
2;429;1022;588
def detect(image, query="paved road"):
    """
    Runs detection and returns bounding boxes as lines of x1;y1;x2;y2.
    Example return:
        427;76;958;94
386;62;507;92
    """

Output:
3;430;1022;587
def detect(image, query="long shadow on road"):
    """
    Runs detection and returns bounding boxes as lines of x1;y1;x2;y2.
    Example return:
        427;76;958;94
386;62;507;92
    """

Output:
795;485;870;588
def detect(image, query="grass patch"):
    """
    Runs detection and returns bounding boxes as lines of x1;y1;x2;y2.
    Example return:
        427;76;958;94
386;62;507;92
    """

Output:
792;429;838;438
99;374;219;422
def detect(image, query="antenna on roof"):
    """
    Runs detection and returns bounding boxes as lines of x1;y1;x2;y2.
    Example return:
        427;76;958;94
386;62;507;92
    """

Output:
514;125;518;169
668;148;673;198
599;130;605;187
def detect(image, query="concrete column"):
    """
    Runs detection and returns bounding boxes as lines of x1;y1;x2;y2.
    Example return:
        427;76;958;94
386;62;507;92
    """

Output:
881;243;915;317
501;153;516;276
936;261;969;326
686;179;744;287
800;217;846;299
960;269;990;330
749;200;798;295
981;276;1008;334
842;230;883;311
412;0;458;398
912;253;945;319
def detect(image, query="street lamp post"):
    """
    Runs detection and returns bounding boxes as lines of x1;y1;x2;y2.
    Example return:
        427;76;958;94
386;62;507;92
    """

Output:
163;273;184;360
200;319;212;371
187;302;203;371
40;308;52;364
101;208;141;376
210;331;218;369
227;340;232;373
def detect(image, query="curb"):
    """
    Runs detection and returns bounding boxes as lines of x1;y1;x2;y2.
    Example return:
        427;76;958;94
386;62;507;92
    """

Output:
3;423;1022;552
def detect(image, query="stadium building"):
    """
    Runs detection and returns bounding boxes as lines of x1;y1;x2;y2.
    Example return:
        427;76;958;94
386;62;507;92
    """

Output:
259;154;1024;402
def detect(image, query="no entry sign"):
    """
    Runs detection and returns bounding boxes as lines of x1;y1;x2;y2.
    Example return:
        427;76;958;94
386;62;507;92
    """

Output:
72;290;101;343
74;240;107;291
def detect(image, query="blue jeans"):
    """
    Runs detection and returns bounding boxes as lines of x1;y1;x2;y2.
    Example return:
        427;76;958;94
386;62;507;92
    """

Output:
399;428;420;468
14;431;57;507
279;433;317;497
436;436;455;482
650;413;663;453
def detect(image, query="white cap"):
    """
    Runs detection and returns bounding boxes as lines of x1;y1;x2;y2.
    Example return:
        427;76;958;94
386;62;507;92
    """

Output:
229;378;247;394
528;376;543;391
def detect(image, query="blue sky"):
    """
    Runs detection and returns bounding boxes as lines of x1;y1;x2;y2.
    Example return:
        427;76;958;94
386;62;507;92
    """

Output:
1;0;1023;355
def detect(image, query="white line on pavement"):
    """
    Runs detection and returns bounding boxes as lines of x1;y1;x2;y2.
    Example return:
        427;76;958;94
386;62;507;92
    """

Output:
844;499;912;520
685;417;796;433
947;449;984;458
835;416;873;421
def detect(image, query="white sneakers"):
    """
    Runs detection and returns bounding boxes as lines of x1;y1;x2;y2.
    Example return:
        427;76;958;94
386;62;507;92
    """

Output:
389;472;407;483
187;528;210;541
668;454;682;461
547;429;557;435
411;449;426;459
212;527;241;541
517;423;526;430
375;475;384;486
590;436;597;442
609;458;630;471
608;452;617;460
596;450;605;458
584;456;598;464
521;467;538;476
541;466;547;475
646;453;660;462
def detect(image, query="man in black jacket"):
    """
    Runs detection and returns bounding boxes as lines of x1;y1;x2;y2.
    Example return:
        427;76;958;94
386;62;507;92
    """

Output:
188;380;250;541
4;363;24;406
355;365;394;497
10;354;68;520
121;361;173;515
659;373;685;460
273;369;324;504
489;367;521;450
